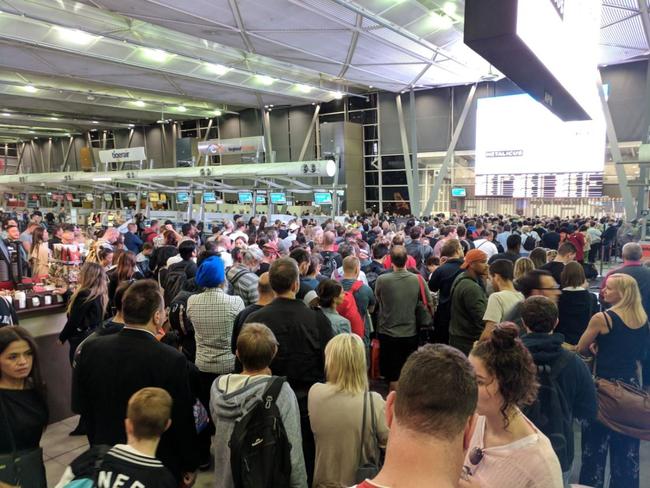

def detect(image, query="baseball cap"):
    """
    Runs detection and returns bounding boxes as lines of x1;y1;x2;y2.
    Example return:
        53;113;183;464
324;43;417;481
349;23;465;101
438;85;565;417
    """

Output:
460;249;488;269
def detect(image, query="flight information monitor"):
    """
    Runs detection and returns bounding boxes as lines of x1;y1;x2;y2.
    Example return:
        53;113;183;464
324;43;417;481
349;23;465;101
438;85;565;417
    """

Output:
270;192;287;204
238;192;253;204
314;192;332;205
203;192;216;203
474;93;605;198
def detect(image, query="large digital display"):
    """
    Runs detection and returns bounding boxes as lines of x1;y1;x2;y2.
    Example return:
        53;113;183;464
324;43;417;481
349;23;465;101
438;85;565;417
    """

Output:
176;192;189;204
256;195;266;204
314;192;332;205
270;192;287;204
203;192;216;203
465;0;601;121
475;93;605;198
238;192;253;204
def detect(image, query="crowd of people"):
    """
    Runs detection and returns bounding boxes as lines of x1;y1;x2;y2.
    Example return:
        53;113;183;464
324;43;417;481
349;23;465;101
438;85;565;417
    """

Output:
0;210;648;488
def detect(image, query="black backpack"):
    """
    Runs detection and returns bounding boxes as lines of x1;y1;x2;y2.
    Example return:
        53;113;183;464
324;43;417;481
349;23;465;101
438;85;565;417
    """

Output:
319;251;340;278
161;262;191;307
522;353;572;471
523;234;537;251
362;262;385;291
229;377;292;488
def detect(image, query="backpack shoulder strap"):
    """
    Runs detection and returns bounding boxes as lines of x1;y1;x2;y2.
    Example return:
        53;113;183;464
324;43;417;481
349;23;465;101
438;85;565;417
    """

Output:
350;280;364;293
263;376;285;407
230;268;251;287
549;352;572;381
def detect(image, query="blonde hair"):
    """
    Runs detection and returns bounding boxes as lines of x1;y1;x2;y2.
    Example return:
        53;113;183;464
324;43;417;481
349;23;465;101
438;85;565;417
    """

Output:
514;257;535;281
608;274;648;325
127;387;172;439
67;261;107;315
324;333;368;394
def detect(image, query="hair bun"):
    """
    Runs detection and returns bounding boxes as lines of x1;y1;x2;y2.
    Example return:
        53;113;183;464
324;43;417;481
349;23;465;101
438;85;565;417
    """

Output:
490;322;519;350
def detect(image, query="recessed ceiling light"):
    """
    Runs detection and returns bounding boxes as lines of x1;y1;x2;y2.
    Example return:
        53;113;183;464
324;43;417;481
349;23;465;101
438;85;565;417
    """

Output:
142;48;169;62
128;124;135;128
214;110;222;116
296;84;312;94
269;104;274;108
256;75;275;86
205;63;230;76
133;100;146;107
176;105;187;112
23;85;37;93
29;130;35;133
331;91;343;100
55;27;96;45
442;2;456;16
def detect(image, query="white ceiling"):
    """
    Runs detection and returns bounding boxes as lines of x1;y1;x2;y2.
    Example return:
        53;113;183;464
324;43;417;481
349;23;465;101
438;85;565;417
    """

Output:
0;0;647;140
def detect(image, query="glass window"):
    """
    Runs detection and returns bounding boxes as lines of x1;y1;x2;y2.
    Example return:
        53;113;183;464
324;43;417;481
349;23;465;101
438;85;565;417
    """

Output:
365;157;379;171
348;93;376;110
365;172;379;186
382;170;407;185
383;201;411;215
383;186;409;201
320;113;345;124
320;99;345;114
382;155;406;170
365;187;379;201
364;125;378;140
365;200;380;212
364;141;378;156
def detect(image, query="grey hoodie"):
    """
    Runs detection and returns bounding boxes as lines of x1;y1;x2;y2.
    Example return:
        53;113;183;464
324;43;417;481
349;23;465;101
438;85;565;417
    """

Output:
210;374;307;488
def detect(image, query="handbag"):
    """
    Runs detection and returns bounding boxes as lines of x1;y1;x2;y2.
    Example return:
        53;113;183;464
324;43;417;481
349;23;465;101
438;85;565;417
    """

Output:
415;275;434;343
355;392;383;483
593;312;650;440
0;394;46;488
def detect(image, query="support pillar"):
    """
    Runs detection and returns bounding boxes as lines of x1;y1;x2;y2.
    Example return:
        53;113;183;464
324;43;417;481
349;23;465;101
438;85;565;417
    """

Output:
423;84;477;217
395;94;416;216
298;105;321;161
409;89;420;216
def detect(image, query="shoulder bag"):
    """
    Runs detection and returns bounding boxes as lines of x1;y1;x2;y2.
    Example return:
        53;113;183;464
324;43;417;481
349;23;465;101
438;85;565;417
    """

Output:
0;393;47;488
593;312;650;441
355;392;383;483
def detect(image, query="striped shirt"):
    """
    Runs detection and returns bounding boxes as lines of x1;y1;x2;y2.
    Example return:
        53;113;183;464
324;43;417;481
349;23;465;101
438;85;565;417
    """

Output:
226;264;259;306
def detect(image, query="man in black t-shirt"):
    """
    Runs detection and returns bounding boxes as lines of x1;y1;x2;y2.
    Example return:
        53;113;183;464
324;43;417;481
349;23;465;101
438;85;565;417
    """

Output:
540;242;576;285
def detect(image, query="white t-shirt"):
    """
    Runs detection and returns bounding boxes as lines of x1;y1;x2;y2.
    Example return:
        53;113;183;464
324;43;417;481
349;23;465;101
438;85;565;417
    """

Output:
473;239;499;258
483;289;524;323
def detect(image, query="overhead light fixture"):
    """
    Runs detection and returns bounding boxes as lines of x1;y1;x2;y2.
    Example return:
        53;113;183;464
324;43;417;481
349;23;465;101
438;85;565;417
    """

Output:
296;84;312;94
430;11;453;29
256;75;275;86
91;120;99;124
50;116;59;121
132;100;146;107
87;94;96;101
92;177;112;182
55;27;96;45
176;105;187;112
205;63;230;75
331;91;343;100
128;124;135;128
1;113;10;117
213;110;222;116
28;130;35;134
141;48;169;62
269;104;274;108
442;2;457;16
23;85;37;93
369;85;374;89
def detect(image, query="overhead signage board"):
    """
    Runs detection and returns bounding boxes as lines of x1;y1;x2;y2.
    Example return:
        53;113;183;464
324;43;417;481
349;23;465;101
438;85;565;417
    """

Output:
198;136;265;156
270;192;287;204
256;195;266;204
464;0;601;121
176;192;189;204
203;192;217;203
99;147;146;164
451;188;467;197
314;192;332;205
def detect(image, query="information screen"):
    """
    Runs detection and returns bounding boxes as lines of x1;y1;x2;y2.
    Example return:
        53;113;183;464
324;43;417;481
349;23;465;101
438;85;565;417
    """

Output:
270;192;287;204
475;93;605;198
256;195;266;204
314;192;332;205
238;192;253;204
451;188;466;197
203;192;216;203
176;192;189;204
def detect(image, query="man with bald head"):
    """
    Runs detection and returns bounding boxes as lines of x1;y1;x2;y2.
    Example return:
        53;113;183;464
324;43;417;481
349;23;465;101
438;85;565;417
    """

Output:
230;272;274;356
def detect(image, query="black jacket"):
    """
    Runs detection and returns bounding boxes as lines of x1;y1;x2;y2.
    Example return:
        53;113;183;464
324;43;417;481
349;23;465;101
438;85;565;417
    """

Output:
557;289;599;345
428;258;463;306
521;333;597;468
72;328;199;479
245;297;334;396
59;290;104;344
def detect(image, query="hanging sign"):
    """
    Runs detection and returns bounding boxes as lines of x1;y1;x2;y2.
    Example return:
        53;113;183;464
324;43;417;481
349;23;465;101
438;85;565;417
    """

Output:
99;147;146;164
198;136;265;156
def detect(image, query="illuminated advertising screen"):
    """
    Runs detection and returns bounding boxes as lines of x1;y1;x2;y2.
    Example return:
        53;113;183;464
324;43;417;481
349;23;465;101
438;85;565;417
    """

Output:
465;0;601;121
238;192;253;204
314;192;332;205
270;192;287;204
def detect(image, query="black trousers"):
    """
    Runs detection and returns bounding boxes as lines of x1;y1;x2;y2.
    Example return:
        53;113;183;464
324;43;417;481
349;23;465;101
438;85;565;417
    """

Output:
197;371;218;463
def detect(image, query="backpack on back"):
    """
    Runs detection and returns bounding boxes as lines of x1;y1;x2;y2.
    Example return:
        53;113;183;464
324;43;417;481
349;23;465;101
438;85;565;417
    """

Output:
61;445;110;488
522;353;572;471
319;251;340;279
229;376;292;488
337;281;365;337
362;262;384;291
161;262;190;307
523;234;537;251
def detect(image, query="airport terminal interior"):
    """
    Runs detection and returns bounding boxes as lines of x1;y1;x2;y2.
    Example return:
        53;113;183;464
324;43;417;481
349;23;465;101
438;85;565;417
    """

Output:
0;1;649;488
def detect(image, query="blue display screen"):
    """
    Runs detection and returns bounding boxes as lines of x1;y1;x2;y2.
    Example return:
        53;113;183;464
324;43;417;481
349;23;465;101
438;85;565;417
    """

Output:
176;192;189;203
238;192;253;204
203;192;216;203
451;188;466;197
314;192;332;205
256;195;266;204
270;192;286;204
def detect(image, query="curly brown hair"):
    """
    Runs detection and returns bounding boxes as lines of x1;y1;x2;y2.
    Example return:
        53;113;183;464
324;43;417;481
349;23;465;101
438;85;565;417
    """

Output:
471;322;539;428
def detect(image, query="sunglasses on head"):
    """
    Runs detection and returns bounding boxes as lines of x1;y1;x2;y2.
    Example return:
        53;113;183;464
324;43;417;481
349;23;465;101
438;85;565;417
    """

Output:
461;447;485;481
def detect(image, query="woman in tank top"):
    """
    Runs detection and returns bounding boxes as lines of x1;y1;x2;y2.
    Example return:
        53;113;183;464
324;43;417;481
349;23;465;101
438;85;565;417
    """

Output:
577;273;649;488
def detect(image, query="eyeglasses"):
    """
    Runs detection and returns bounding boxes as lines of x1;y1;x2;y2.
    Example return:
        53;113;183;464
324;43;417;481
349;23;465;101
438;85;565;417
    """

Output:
461;447;484;481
